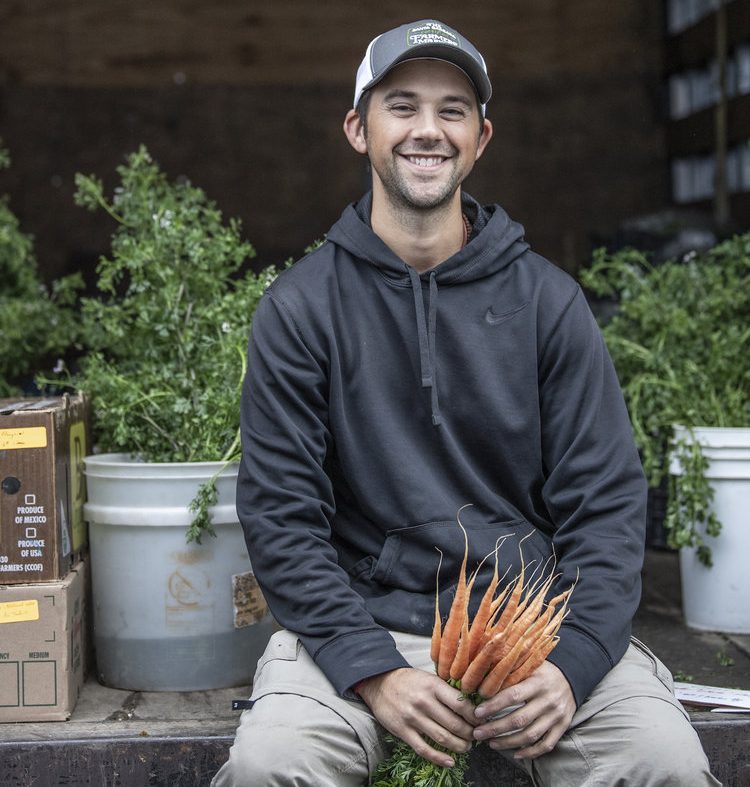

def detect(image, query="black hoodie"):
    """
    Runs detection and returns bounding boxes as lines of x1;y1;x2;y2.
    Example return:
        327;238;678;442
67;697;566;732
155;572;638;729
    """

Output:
237;192;647;707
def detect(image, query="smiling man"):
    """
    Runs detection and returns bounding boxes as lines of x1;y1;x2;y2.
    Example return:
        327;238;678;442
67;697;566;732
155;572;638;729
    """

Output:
212;19;719;787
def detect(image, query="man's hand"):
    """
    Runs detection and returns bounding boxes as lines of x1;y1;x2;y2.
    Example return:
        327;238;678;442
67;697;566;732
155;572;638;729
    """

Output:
472;661;576;760
356;667;477;769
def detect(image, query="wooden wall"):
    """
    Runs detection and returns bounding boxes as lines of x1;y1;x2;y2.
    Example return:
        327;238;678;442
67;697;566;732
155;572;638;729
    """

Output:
0;1;667;279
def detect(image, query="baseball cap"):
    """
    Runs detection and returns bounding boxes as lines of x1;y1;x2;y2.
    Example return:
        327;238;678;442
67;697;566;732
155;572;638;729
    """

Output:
353;20;492;113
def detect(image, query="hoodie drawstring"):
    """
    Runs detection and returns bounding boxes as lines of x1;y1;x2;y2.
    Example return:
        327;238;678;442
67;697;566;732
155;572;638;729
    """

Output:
407;267;443;426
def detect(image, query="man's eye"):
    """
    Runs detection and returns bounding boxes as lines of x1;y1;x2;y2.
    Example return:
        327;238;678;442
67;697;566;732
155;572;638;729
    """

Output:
442;108;466;118
390;104;414;113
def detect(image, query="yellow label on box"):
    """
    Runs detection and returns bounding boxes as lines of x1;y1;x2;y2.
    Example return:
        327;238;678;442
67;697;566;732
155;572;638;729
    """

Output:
0;599;40;624
68;420;87;550
0;426;48;450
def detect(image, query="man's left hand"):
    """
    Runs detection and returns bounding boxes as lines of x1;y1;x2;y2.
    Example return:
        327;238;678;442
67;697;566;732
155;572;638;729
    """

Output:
471;661;576;760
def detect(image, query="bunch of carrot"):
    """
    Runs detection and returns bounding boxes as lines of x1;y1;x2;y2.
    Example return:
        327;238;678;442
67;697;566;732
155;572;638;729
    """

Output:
432;530;573;699
368;526;575;787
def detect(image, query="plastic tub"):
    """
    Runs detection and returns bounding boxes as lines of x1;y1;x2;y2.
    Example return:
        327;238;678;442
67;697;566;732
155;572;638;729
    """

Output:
670;427;750;634
84;453;274;690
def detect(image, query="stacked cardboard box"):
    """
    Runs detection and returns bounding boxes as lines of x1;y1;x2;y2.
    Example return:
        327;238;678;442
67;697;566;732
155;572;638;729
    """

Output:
0;394;90;721
0;559;87;722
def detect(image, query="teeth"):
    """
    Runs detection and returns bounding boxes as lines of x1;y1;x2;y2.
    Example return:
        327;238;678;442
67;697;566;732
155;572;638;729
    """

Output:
408;156;444;167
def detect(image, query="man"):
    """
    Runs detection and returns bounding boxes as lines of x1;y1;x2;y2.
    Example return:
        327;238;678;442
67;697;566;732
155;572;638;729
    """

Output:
213;19;719;787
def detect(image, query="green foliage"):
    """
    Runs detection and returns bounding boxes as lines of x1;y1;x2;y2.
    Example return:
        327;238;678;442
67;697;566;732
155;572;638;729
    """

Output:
0;140;83;396
187;467;220;543
666;436;721;566
580;236;750;564
368;735;470;787
67;145;277;540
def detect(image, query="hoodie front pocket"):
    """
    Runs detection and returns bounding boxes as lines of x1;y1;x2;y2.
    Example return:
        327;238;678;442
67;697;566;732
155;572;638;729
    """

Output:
371;519;550;594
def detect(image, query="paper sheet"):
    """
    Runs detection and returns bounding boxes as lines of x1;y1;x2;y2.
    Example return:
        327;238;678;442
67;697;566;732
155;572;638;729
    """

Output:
674;681;750;712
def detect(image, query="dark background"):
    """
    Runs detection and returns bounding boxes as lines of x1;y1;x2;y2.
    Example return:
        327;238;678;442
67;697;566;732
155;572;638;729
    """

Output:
0;0;745;282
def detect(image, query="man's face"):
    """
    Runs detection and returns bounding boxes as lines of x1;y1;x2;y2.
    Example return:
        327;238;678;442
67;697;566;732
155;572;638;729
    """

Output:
345;59;492;213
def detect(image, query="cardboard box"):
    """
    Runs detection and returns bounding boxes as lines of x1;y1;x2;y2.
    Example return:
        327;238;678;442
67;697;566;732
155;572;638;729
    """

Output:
0;394;89;584
0;559;87;722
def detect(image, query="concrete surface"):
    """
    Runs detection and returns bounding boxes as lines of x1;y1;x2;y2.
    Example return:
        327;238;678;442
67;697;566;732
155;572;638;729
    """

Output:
1;549;749;786
635;549;750;691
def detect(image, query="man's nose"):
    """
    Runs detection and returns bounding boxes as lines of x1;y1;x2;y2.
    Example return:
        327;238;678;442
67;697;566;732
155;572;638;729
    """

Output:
411;109;444;141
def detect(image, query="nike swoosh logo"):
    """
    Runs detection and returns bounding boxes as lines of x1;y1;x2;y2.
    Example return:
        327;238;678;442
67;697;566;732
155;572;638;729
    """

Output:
484;302;529;325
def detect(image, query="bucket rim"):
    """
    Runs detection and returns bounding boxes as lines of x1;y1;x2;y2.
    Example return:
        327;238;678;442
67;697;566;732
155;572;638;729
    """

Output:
672;425;750;449
83;453;239;478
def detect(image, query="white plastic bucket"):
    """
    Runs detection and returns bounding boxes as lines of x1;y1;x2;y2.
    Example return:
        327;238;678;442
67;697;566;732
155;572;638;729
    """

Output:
84;453;274;690
670;426;750;634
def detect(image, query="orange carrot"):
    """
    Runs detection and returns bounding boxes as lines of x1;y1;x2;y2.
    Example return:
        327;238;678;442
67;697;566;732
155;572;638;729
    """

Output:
449;556;483;680
491;532;539;628
479;581;514;655
486;574;513;622
466;540;505;662
485;576;516;635
547;585;573;608
509;584;567;655
437;520;470;680
430;550;444;667
490;558;526;636
477;631;529;698
542;602;570;640
499;606;554;675
449;600;473;680
502;636;559;689
509;555;554;624
490;611;535;665
460;628;506;693
510;569;558;634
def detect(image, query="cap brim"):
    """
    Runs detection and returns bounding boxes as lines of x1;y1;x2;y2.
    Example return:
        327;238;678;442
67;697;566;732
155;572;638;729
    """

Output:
362;44;492;105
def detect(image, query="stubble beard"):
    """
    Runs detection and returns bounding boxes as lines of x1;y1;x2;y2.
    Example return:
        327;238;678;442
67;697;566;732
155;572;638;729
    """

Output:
373;151;464;215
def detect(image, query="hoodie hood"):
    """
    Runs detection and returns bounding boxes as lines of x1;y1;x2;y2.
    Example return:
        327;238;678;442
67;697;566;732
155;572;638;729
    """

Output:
326;191;529;284
326;191;529;424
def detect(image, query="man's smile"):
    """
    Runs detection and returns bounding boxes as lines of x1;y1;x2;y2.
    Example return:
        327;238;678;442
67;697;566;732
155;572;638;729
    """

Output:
399;153;452;170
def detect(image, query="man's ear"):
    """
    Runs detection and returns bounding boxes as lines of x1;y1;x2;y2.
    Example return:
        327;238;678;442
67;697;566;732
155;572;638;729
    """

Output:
343;109;368;155
475;118;493;160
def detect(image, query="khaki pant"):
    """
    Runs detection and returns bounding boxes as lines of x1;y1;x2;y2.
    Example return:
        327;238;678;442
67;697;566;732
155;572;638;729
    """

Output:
212;629;720;787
